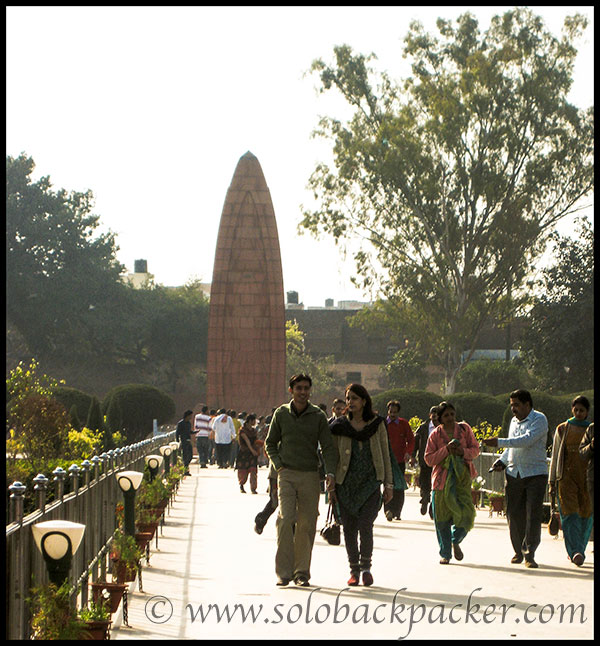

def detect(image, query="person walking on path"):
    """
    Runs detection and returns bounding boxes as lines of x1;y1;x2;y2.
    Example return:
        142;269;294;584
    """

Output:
579;421;594;543
483;389;548;569
412;406;439;518
265;374;337;587
425;401;479;565
194;405;212;468
176;409;195;476
328;398;346;424
330;384;393;586
384;400;414;521
549;395;594;566
236;414;259;494
254;462;279;535
211;409;236;469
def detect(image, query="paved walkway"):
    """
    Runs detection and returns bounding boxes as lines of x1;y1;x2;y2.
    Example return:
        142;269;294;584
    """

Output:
111;462;594;640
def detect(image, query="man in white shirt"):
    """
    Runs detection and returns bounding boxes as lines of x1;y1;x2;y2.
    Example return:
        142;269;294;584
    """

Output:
211;409;237;468
484;389;548;568
194;405;212;468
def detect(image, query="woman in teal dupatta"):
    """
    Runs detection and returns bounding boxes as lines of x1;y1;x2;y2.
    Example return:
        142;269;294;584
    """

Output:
549;395;594;566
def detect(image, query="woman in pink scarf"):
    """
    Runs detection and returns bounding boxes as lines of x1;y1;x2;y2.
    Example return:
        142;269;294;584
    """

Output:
425;401;480;564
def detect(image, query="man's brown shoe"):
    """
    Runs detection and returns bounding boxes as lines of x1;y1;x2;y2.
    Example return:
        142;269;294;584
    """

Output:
524;559;538;568
511;554;524;564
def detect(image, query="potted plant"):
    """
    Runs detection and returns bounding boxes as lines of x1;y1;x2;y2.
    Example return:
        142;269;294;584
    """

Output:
488;491;505;515
110;528;143;583
90;580;127;614
29;581;86;640
471;476;485;506
136;505;160;538
79;598;111;640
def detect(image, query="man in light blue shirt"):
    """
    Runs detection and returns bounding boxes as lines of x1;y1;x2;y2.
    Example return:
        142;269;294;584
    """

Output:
483;389;548;569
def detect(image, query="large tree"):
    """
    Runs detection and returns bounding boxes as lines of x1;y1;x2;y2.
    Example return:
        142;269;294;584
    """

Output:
301;9;593;393
519;218;593;393
6;153;125;360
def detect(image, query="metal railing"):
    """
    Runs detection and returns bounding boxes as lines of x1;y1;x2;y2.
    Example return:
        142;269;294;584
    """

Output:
5;429;176;640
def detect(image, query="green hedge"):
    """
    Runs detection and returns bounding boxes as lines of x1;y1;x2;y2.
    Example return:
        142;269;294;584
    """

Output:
52;386;94;425
371;389;441;420
449;393;507;427
102;384;176;443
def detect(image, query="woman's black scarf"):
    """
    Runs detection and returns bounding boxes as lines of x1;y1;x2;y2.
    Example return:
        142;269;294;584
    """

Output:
329;415;385;442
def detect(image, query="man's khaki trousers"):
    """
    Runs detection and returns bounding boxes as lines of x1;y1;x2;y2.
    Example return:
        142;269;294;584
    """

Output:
275;468;321;581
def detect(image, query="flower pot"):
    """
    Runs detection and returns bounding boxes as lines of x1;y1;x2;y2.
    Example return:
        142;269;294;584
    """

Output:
112;558;137;583
137;522;158;539
81;619;111;640
90;581;127;614
135;531;153;551
489;496;505;514
471;489;480;506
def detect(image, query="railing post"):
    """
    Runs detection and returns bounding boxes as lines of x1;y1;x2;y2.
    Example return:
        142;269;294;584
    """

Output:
8;482;28;639
68;463;81;497
91;455;102;482
52;467;67;503
81;460;91;489
100;452;109;477
33;474;49;515
9;481;27;526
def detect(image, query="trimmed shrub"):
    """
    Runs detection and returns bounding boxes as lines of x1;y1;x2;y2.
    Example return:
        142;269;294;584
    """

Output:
52;386;94;425
85;396;104;432
69;405;82;431
371;389;441;420
102;384;176;443
456;358;533;395
449;393;507;427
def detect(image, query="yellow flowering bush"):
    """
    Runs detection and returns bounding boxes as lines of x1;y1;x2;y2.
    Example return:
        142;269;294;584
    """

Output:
66;427;103;460
408;416;424;432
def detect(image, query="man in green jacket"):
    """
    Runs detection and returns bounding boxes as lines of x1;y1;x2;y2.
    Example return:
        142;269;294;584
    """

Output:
265;374;337;587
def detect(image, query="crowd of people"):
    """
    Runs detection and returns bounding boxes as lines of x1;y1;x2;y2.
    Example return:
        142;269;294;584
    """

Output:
175;377;594;587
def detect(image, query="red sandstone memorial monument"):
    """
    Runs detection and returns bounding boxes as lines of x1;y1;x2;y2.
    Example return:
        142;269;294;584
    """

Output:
206;152;286;414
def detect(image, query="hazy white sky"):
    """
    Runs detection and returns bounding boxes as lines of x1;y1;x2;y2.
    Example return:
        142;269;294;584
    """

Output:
6;6;594;307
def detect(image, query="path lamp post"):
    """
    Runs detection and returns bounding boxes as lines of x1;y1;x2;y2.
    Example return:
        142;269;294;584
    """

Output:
159;445;172;475
31;520;86;586
115;471;144;537
145;454;164;481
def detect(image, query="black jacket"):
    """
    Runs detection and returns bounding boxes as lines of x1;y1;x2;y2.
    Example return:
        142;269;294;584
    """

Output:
412;421;430;466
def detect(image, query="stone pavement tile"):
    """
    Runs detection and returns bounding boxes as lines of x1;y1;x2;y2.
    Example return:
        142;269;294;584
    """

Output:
111;465;594;640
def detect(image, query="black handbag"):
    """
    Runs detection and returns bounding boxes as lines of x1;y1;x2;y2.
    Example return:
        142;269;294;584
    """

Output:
320;501;341;545
549;492;560;536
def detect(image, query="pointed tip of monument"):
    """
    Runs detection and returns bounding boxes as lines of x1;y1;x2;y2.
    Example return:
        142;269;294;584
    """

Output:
241;150;257;160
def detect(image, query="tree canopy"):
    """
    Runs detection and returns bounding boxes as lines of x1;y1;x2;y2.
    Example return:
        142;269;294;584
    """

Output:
301;9;593;393
6;153;125;359
519;218;593;392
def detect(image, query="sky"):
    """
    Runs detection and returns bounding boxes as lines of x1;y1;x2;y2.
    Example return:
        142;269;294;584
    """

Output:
6;6;594;307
